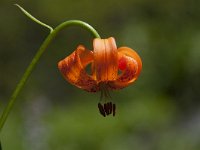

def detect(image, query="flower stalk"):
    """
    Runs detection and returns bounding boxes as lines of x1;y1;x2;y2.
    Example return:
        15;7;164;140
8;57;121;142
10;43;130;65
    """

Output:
0;4;100;133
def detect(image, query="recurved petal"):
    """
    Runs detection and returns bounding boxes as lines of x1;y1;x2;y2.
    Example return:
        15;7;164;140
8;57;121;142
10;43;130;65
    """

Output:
109;47;142;90
58;45;99;92
93;37;118;82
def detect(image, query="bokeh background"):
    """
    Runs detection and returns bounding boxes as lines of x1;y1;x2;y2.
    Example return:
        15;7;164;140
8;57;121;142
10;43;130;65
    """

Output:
0;0;200;149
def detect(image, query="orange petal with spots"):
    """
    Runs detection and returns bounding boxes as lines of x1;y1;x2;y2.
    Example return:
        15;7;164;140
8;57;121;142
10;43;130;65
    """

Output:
58;45;99;92
93;37;118;83
109;47;142;89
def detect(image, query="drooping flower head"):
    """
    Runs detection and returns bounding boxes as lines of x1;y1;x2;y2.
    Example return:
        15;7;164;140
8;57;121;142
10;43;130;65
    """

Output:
58;37;142;117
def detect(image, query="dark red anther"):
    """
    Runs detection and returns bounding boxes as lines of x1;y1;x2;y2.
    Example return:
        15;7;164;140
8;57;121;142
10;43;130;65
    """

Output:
109;102;112;114
106;102;110;115
98;102;116;117
106;102;111;115
98;103;105;117
112;103;116;116
104;103;109;115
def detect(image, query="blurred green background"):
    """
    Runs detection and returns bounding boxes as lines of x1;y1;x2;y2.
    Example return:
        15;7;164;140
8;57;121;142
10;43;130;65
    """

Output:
0;0;200;149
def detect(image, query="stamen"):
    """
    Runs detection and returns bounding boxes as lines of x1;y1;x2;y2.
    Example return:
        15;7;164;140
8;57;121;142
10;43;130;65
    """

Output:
113;103;116;116
99;82;111;101
109;102;112;114
106;102;110;115
98;103;105;117
98;83;116;117
104;103;109;115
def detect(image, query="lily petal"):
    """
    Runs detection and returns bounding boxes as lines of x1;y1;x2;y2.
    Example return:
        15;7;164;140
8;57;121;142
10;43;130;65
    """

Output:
109;47;142;89
58;45;99;92
93;37;118;82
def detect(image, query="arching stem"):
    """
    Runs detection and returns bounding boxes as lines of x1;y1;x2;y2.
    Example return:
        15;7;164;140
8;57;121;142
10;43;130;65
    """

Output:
0;5;101;133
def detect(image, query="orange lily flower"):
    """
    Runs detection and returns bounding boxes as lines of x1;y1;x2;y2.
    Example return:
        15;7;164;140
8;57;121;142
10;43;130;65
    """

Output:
58;37;142;117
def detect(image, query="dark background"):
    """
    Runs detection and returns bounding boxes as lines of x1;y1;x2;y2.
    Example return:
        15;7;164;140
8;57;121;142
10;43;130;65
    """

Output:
0;0;200;149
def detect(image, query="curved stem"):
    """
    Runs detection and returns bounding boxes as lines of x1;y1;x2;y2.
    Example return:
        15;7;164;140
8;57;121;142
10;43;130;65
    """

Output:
0;20;101;133
15;4;53;33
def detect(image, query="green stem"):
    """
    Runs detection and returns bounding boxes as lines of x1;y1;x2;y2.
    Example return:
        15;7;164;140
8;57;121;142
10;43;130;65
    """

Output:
14;4;53;33
0;16;100;133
